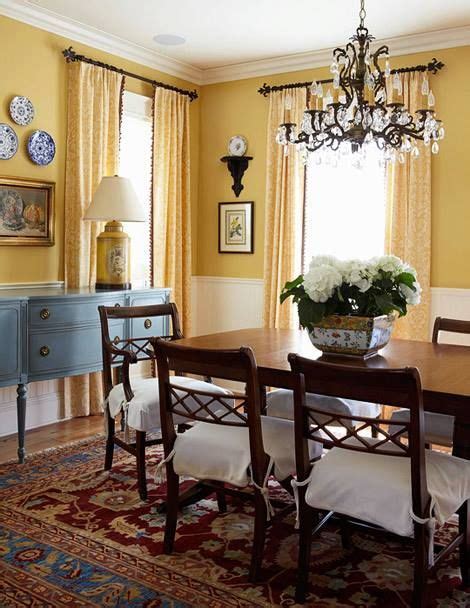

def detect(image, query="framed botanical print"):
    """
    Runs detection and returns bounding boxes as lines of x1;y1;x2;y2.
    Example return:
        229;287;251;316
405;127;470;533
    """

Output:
218;201;254;254
0;176;55;246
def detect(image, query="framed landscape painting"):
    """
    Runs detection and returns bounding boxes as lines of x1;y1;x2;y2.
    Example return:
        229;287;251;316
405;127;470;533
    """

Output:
218;201;254;254
0;176;55;246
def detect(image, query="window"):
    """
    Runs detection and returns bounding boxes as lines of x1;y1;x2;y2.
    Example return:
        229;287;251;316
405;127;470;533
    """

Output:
119;91;153;287
302;147;386;272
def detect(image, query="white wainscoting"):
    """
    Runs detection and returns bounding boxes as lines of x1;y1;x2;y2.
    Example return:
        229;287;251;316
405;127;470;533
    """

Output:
191;276;264;336
1;280;469;438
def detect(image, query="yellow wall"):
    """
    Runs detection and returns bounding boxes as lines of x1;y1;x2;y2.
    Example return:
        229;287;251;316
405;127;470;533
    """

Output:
1;11;469;289
197;46;470;288
0;14;199;282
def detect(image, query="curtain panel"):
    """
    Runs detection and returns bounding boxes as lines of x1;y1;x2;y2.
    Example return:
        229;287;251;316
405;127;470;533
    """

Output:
263;89;306;329
385;72;432;341
64;61;123;417
152;88;192;334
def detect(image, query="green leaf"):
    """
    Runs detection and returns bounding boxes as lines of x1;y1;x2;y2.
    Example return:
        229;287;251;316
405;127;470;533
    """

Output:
298;298;325;328
283;275;304;291
396;272;415;289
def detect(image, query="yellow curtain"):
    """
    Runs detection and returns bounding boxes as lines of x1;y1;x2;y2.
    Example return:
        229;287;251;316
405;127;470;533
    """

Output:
263;89;306;329
152;88;191;334
385;73;432;340
64;62;123;417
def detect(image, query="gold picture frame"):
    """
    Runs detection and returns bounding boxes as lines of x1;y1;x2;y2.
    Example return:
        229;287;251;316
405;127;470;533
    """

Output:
0;176;55;246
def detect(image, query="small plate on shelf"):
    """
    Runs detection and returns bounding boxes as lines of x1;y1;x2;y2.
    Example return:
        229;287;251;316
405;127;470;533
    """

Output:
0;124;18;160
10;96;35;126
27;130;56;166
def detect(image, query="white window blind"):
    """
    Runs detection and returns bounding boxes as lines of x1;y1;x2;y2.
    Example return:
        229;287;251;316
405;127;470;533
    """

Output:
303;148;387;272
119;91;153;287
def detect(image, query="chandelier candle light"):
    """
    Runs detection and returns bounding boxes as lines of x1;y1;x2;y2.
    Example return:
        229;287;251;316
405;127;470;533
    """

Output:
276;0;444;164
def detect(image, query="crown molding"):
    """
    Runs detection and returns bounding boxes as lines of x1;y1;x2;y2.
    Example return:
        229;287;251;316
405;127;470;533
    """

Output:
202;25;470;84
1;0;469;87
0;0;204;85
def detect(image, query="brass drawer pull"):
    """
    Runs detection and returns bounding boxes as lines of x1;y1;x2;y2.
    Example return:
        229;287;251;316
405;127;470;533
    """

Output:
113;336;121;345
40;308;50;320
144;319;152;329
40;345;50;357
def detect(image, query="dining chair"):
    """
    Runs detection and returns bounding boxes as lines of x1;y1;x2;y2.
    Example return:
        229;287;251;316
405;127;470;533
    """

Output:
152;338;322;582
98;302;226;501
389;316;470;448
288;353;470;607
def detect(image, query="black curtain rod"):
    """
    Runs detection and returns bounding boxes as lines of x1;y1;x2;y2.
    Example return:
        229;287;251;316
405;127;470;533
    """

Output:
62;47;198;102
258;57;444;97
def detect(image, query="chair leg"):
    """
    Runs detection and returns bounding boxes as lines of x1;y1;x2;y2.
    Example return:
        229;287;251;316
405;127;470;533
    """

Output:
412;522;429;608
135;431;147;501
249;490;268;583
459;500;470;588
371;415;380;438
213;481;227;513
104;410;115;471
295;503;315;604
339;514;351;550
163;469;180;554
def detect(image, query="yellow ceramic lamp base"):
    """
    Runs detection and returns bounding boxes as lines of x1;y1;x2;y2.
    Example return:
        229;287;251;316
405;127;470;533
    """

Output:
95;220;131;291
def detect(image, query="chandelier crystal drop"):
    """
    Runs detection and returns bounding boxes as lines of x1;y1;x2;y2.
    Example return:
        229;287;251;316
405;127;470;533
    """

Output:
276;0;444;164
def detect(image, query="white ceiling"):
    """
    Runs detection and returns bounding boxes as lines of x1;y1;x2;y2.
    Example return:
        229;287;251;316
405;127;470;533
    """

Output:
2;0;470;83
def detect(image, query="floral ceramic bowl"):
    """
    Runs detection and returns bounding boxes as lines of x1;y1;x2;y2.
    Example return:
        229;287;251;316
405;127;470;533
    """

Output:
308;313;396;359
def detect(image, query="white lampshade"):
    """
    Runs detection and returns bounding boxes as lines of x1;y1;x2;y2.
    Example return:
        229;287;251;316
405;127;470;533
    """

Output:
84;176;146;222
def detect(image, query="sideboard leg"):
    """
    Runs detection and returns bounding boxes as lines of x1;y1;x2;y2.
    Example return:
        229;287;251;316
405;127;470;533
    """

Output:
17;383;27;464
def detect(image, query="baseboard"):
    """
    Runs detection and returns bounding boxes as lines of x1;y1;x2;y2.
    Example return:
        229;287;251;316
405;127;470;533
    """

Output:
0;387;63;437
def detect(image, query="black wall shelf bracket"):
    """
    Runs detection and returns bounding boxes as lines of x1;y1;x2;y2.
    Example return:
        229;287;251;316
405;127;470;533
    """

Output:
220;155;253;197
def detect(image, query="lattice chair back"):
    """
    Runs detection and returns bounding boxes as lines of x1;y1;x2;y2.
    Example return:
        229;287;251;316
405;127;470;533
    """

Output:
98;303;182;400
153;338;270;486
288;354;430;517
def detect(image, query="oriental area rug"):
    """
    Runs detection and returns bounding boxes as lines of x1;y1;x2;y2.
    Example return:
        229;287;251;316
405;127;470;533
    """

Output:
0;436;469;607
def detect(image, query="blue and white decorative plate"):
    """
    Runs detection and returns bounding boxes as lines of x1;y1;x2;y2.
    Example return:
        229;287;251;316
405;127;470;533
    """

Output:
27;130;56;166
0;124;18;160
9;96;35;126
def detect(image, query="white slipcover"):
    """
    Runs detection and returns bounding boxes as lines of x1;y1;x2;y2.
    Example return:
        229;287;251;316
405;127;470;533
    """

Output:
389;409;454;447
107;376;233;432
266;389;381;426
172;415;323;486
304;440;470;537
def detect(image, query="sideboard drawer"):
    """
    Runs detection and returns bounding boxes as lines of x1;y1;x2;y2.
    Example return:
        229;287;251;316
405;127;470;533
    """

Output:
28;321;125;377
29;296;126;328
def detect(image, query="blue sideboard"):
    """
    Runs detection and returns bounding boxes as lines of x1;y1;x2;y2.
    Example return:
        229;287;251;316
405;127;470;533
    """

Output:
0;286;170;462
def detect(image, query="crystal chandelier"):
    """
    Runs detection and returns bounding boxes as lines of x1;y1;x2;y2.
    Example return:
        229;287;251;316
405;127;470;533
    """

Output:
276;0;444;164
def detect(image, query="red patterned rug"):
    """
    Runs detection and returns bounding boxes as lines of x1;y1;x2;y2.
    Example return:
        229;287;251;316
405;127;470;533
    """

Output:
0;435;469;607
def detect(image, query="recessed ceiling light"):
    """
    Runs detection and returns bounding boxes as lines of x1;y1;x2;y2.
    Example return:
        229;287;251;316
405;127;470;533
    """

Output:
153;34;186;46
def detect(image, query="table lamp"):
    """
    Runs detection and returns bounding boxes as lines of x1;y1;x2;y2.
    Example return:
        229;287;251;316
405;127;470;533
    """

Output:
84;175;146;291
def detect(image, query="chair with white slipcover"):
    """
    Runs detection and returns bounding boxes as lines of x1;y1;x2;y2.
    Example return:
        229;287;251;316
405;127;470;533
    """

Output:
152;338;323;582
389;316;470;449
288;353;470;607
98;303;226;501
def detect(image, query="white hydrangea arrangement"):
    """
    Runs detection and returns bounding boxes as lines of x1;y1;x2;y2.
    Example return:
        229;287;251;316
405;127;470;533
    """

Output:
281;254;421;329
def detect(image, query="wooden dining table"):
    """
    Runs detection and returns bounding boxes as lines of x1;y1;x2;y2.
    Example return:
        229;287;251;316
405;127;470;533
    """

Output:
176;328;470;460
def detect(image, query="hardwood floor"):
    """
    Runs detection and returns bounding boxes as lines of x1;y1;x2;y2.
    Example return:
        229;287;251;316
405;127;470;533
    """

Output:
0;415;105;463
